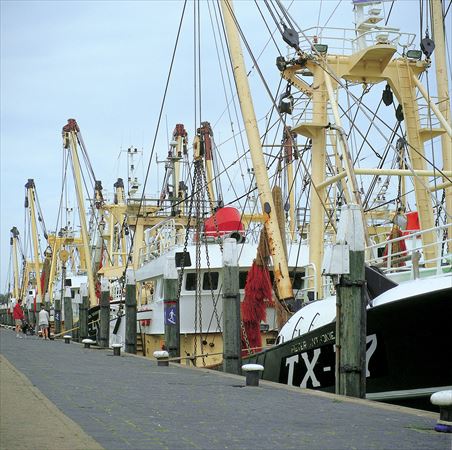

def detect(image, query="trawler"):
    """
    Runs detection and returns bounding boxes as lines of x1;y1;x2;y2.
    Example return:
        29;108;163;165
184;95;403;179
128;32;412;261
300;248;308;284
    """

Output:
132;0;452;407
2;0;450;409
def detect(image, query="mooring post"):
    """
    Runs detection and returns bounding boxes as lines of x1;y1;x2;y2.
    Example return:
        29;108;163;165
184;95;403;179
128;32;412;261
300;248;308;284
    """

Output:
99;279;110;348
333;204;366;398
125;269;137;354
63;287;73;337
79;283;89;340
44;292;51;338
28;301;35;329
54;291;62;336
222;238;242;375
163;256;180;360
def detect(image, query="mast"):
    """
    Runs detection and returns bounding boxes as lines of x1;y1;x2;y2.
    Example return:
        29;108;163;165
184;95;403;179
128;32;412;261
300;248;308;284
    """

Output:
291;63;328;299
220;0;294;306
25;179;43;304
431;0;452;236
62;119;97;306
198;121;217;212
10;227;20;299
173;124;187;215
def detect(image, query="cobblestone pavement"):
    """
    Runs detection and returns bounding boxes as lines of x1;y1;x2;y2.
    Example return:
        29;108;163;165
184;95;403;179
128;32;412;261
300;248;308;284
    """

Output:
0;352;103;450
0;328;450;450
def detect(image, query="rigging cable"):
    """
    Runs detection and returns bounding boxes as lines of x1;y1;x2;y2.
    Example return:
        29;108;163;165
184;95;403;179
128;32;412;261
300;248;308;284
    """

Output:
213;1;253;185
123;0;188;279
222;1;337;234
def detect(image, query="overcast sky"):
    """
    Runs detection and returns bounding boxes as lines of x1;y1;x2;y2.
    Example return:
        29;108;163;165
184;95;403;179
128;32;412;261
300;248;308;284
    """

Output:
1;0;448;293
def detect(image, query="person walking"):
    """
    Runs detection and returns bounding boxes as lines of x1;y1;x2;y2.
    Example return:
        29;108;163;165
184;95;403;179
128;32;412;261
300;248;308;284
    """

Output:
38;304;50;340
13;299;24;338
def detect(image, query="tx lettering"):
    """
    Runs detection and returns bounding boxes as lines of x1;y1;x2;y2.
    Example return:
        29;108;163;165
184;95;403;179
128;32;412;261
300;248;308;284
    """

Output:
285;348;321;388
285;333;378;388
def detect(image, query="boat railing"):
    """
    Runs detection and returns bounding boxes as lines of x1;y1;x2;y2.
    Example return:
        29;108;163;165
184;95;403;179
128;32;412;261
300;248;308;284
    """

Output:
365;223;451;276
297;27;416;56
418;98;442;129
139;218;186;265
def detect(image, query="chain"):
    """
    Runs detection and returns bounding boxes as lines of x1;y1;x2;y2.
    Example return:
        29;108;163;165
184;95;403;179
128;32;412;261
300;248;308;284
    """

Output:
199;166;222;335
241;319;252;355
198;152;253;355
174;158;196;363
175;170;196;306
193;161;206;366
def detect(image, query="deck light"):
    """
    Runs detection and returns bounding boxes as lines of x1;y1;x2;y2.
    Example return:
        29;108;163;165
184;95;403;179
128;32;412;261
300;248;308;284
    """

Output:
406;49;422;60
313;43;328;54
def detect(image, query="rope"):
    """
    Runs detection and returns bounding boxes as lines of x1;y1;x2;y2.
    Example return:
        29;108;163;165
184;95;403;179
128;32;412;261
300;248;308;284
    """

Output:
123;0;188;282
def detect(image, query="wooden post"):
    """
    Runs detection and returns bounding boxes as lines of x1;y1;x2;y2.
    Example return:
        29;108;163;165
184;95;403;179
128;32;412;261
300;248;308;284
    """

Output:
54;291;62;336
333;204;366;398
222;238;241;375
99;279;110;348
26;297;33;326
79;283;89;340
125;270;137;354
163;256;180;360
63;287;73;337
44;293;51;339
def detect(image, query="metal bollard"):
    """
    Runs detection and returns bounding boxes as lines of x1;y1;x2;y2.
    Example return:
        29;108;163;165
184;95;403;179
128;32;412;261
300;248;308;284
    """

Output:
241;364;264;387
112;344;123;356
153;350;169;366
82;338;95;349
63;335;71;344
431;390;452;433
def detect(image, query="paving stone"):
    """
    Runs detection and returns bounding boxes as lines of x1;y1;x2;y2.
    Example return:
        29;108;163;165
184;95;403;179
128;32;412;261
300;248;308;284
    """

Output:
0;328;450;450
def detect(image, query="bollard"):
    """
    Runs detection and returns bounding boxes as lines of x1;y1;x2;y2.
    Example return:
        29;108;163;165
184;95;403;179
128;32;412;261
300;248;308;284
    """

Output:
125;270;137;354
63;335;71;344
431;390;452;433
82;338;95;349
63;287;73;338
112;343;123;356
163;257;180;360
99;280;110;348
153;350;169;366
242;364;264;387
79;284;89;341
222;239;241;375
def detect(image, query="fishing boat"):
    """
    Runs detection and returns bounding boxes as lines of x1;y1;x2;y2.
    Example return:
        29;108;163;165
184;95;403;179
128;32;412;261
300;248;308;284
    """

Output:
2;0;450;410
131;0;452;407
235;0;452;410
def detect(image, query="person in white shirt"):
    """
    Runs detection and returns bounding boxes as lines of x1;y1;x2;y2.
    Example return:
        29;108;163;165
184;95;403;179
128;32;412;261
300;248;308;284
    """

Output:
38;304;50;340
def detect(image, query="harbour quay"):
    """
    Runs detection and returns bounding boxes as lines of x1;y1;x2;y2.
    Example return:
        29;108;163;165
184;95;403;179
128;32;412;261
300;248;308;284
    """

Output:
0;328;449;450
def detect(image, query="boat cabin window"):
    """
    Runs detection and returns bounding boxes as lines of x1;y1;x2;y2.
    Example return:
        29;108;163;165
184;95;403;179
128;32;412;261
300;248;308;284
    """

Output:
239;271;247;289
202;271;219;291
185;273;197;291
291;271;304;290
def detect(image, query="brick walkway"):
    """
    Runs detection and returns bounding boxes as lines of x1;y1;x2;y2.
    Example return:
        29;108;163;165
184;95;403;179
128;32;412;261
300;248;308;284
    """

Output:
0;328;450;450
